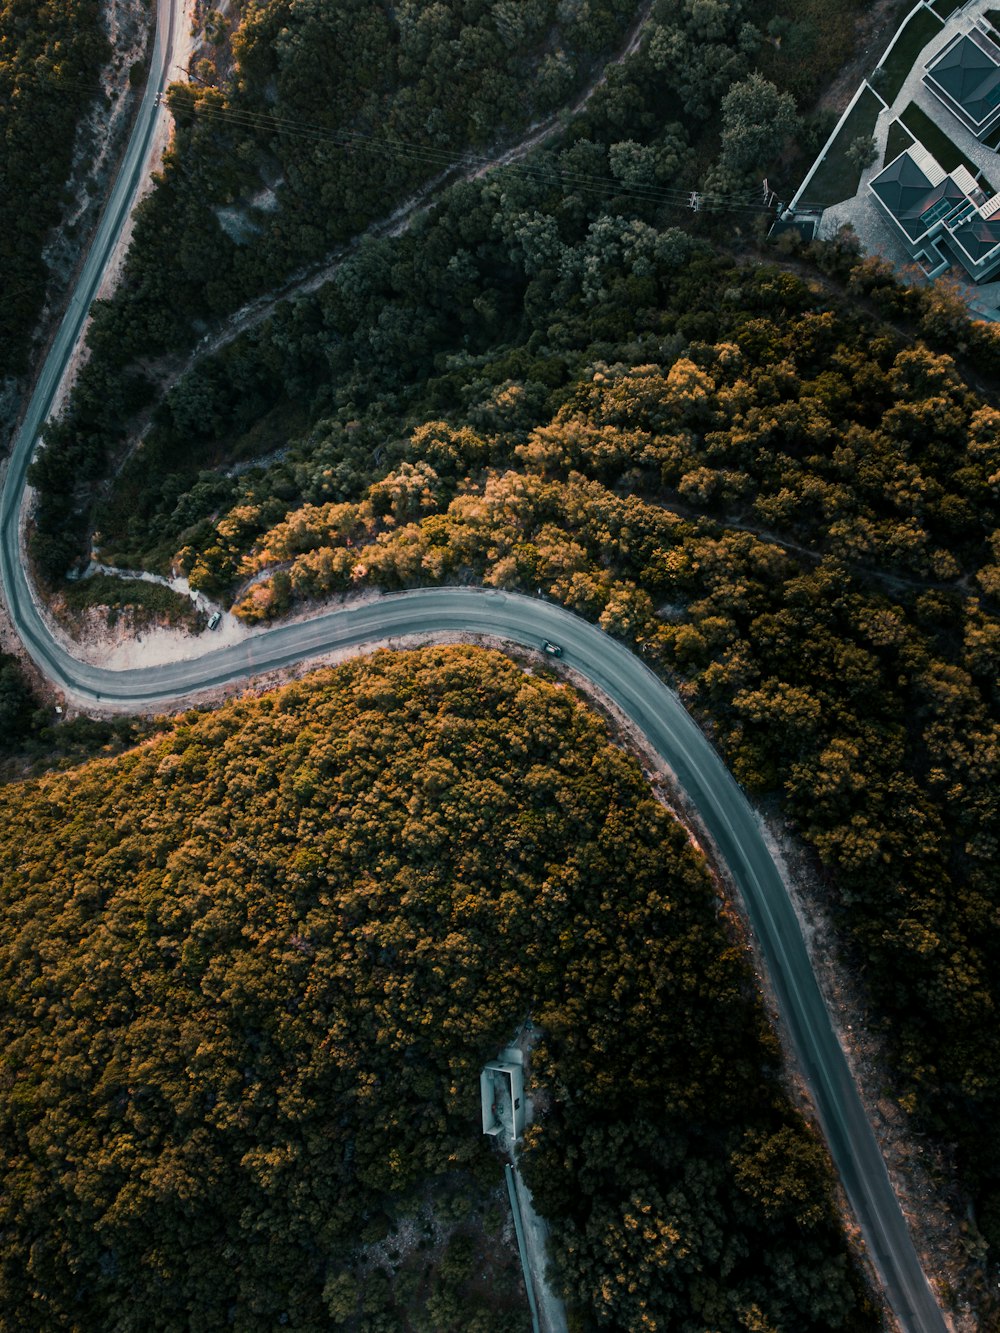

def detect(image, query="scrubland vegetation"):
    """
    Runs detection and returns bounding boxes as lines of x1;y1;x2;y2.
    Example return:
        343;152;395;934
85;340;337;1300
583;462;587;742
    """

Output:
0;653;148;782
27;0;867;578
8;0;1000;1322
94;234;1000;1262
0;649;877;1331
44;225;1000;1296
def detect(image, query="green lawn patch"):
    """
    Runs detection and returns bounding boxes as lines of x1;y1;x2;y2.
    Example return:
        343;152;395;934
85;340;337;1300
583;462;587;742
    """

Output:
876;6;945;102
883;117;915;165
800;86;883;208
900;101;996;189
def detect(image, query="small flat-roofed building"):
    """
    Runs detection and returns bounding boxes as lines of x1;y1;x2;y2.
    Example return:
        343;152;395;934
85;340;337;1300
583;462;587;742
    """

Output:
768;217;818;243
480;1048;525;1147
869;138;1000;282
924;24;1000;140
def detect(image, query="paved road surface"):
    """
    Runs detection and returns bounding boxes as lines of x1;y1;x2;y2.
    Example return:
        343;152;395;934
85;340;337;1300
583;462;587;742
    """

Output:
0;0;179;638
0;2;948;1328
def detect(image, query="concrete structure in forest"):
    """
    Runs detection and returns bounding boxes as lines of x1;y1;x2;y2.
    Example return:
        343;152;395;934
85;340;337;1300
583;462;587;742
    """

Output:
480;1048;525;1146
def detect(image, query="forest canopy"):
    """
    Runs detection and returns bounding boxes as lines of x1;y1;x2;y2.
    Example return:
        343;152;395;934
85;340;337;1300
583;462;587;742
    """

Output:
61;234;1000;1295
0;0;108;378
11;0;1000;1319
0;648;876;1331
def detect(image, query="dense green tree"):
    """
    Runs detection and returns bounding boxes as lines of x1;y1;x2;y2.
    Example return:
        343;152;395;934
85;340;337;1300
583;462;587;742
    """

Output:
716;73;801;183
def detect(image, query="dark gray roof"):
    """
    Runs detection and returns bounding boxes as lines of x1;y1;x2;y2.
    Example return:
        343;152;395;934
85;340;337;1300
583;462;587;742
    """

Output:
870;153;966;240
926;32;1000;125
950;214;1000;262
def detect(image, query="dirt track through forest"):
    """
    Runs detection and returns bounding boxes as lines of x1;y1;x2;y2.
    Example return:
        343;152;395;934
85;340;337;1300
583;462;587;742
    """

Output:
130;1;656;421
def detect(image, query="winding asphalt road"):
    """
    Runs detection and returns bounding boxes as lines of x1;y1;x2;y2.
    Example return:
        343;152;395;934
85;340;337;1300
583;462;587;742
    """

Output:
0;4;948;1330
1;0;181;643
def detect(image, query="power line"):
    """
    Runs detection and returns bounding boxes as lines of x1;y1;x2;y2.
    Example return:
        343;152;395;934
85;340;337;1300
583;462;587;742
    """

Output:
4;60;781;217
165;93;775;217
191;96;755;211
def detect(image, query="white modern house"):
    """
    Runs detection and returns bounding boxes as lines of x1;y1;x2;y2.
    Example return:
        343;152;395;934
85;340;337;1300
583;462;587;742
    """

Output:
923;20;1000;141
869;140;1000;281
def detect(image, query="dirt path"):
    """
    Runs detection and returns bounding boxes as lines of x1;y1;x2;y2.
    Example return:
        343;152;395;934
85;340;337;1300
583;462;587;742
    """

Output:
126;0;656;422
509;1161;567;1333
815;0;919;116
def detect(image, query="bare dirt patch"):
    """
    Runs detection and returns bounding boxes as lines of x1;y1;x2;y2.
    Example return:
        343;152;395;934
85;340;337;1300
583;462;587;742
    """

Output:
40;591;242;674
94;0;197;306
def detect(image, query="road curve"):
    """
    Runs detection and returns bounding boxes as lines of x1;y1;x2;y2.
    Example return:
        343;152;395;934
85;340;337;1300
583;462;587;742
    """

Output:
0;0;179;631
0;3;947;1330
2;581;953;1332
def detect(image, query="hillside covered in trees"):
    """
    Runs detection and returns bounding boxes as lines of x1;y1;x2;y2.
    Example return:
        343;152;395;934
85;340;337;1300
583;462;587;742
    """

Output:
169;246;1000;1262
78;0;643;367
0;648;877;1331
38;229;1000;1300
27;0;864;546
12;0;1000;1320
0;0;109;380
